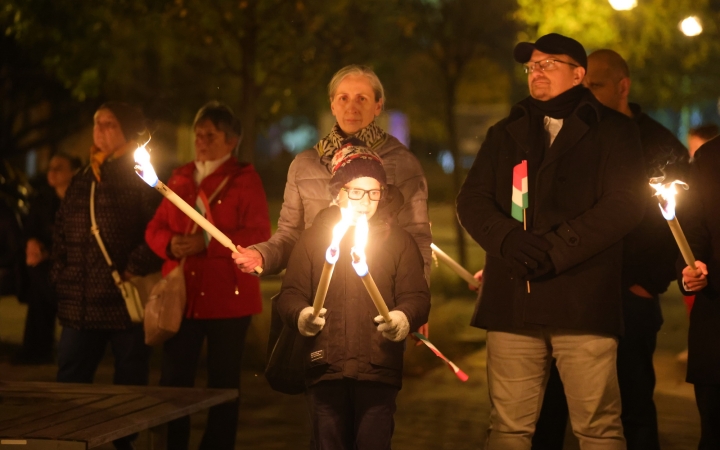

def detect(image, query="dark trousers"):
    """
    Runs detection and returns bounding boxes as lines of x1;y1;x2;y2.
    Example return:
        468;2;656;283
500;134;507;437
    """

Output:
533;291;662;450
20;262;56;361
616;293;661;449
695;384;720;450
160;316;251;450
307;379;399;450
57;325;150;449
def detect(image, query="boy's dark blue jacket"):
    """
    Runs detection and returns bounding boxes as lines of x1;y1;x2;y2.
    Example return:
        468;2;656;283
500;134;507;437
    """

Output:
276;187;430;389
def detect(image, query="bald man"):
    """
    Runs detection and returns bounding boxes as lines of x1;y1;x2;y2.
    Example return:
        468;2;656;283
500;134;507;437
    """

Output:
532;49;690;450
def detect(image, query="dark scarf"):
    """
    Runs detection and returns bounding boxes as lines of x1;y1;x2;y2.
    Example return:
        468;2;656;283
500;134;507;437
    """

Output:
315;121;387;165
527;85;587;119
520;86;586;229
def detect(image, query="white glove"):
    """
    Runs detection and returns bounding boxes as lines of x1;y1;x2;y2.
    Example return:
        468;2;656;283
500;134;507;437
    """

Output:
374;311;410;342
298;307;326;337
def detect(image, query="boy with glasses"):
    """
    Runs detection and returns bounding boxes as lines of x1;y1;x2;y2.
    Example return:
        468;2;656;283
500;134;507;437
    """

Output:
275;139;430;450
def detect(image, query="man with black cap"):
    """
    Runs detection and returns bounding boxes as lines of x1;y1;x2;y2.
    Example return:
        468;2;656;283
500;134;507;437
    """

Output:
533;48;690;450
52;102;161;450
457;33;646;449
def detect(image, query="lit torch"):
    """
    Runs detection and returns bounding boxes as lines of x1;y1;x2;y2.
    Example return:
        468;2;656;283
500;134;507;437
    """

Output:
351;214;392;323
134;145;263;274
431;243;480;288
650;180;696;269
312;207;353;317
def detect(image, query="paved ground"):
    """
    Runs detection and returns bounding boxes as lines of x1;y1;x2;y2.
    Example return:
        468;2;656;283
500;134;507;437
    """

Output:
0;285;702;449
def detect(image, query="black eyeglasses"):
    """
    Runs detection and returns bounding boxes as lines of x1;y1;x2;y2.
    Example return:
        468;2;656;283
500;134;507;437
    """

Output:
341;187;385;201
523;59;579;74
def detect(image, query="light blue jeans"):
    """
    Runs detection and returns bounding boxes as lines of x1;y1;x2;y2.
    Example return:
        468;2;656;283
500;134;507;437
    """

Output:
486;329;626;450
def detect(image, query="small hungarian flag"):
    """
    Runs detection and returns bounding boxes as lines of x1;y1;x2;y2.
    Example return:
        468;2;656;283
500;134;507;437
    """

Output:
194;190;215;246
413;332;469;382
511;160;528;222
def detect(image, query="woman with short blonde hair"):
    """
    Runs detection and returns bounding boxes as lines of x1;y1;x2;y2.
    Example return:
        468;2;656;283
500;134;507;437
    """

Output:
233;64;432;283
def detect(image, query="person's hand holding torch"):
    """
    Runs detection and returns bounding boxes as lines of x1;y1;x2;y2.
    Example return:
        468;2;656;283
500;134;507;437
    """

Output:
682;261;708;292
350;214;410;341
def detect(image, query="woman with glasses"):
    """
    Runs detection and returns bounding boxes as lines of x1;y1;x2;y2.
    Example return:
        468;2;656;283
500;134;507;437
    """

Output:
232;65;432;289
276;140;430;449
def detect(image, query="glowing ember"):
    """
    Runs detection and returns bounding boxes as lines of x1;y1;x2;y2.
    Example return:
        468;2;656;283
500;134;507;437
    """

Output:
326;208;353;263
134;145;159;187
351;214;369;276
650;180;688;220
349;213;392;322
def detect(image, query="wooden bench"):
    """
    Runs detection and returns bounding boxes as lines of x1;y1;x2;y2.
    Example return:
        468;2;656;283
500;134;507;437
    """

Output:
0;381;237;449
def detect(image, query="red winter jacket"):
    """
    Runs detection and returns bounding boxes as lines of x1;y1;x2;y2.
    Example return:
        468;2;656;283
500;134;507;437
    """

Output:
145;157;271;319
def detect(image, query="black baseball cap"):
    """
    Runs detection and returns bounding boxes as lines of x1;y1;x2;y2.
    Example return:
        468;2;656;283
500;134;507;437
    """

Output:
514;33;587;69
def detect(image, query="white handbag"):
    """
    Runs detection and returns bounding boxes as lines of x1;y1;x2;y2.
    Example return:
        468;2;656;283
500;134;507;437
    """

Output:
90;181;160;323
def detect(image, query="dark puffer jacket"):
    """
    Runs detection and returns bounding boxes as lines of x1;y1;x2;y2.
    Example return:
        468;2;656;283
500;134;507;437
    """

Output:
52;150;162;330
276;190;430;389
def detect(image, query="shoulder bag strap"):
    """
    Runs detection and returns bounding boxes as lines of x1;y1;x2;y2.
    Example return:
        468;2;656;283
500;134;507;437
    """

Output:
178;175;231;268
188;175;231;235
90;181;123;285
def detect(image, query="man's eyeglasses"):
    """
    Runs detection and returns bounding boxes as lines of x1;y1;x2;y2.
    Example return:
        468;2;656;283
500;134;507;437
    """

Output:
523;59;579;74
341;187;385;201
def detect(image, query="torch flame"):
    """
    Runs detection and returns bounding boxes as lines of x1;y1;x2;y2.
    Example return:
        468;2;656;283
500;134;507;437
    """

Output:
326;207;353;263
650;180;688;220
351;214;369;276
134;145;159;187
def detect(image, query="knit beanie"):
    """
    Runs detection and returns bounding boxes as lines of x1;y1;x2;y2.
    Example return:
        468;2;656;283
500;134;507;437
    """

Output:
329;137;387;197
98;102;146;142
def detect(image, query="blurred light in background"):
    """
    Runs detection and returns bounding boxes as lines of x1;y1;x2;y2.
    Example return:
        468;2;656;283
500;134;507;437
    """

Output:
281;123;317;154
608;0;637;11
25;150;37;179
388;111;410;148
438;150;454;174
680;16;703;36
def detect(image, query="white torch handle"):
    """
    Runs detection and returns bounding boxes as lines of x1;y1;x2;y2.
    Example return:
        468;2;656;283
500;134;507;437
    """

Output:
668;217;697;270
360;272;392;323
431;243;480;288
313;260;335;317
155;181;263;274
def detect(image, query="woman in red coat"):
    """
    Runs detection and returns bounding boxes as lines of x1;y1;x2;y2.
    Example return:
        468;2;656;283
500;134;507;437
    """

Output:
145;102;271;450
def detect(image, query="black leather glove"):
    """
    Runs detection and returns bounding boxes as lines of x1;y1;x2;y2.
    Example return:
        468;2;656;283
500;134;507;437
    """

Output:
501;228;552;279
525;253;555;280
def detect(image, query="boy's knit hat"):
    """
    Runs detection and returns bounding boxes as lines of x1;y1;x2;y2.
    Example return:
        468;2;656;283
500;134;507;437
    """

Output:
329;137;387;197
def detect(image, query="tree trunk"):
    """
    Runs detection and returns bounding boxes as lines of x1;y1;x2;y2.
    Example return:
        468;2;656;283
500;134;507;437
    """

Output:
445;75;467;267
238;0;258;164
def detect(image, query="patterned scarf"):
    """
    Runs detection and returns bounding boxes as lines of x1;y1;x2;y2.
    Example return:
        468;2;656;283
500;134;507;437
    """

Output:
315;121;388;165
89;141;136;182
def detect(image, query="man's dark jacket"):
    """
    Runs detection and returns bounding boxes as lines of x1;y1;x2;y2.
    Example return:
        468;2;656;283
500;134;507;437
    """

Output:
276;191;430;389
457;90;645;336
678;136;720;384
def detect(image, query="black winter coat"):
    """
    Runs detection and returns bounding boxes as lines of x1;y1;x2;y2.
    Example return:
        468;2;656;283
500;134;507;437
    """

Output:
51;150;162;330
457;91;646;336
24;185;62;250
678;136;720;384
276;197;430;389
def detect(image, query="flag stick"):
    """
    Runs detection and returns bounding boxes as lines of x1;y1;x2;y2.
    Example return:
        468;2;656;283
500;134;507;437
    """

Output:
524;210;530;294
